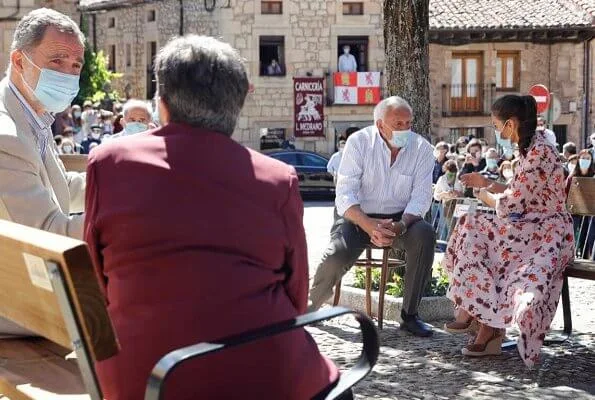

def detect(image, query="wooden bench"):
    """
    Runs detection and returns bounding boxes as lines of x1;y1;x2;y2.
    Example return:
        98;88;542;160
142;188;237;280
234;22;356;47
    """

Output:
0;220;379;400
560;177;595;335
58;154;88;173
0;220;118;400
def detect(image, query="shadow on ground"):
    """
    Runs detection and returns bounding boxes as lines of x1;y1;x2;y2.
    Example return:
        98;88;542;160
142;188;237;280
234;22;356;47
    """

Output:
308;316;595;399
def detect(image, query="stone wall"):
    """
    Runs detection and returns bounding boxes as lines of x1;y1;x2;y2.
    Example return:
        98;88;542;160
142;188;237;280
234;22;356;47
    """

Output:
218;0;385;153
87;0;218;100
429;41;589;147
0;0;40;74
6;0;590;152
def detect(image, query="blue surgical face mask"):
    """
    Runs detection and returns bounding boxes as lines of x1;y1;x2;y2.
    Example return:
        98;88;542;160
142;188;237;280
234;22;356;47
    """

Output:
20;52;80;113
486;159;498;169
124;121;148;135
500;137;512;152
503;147;514;159
391;130;410;148
579;159;591;170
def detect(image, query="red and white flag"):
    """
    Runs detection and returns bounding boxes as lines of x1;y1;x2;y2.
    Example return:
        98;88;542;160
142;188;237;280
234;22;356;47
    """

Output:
334;72;381;105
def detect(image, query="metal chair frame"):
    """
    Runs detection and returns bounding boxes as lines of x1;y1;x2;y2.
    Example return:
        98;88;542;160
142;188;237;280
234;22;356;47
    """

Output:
145;307;379;400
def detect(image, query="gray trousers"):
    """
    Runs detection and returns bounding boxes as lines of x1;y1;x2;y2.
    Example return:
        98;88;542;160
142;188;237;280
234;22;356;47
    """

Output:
309;209;435;316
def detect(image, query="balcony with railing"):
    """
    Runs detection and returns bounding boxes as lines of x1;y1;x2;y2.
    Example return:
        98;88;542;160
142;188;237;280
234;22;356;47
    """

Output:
441;83;496;117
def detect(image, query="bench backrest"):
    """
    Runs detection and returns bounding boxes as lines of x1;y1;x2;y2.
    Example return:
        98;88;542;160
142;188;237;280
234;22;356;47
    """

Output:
59;154;88;173
0;220;118;398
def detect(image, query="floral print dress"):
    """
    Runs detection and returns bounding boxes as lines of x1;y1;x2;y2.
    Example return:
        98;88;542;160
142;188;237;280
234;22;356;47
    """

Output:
444;133;575;367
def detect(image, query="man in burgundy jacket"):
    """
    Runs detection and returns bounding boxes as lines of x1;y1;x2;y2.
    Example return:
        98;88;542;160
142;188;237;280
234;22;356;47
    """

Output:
84;35;339;399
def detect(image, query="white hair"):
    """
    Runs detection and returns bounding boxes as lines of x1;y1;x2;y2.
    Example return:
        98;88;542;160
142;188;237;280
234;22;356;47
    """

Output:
122;99;152;119
373;96;413;122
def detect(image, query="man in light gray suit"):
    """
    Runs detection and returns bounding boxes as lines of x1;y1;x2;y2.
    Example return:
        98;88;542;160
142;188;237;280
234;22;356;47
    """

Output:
0;8;86;335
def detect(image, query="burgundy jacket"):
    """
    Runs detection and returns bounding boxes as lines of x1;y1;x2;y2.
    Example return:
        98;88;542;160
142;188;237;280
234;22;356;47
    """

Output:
84;123;338;399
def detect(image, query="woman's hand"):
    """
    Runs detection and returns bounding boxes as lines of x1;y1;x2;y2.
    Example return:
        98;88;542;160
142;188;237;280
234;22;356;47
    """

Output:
459;172;489;189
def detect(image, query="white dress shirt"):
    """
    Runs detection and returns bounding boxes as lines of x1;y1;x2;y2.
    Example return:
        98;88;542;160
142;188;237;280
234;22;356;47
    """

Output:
338;54;357;72
335;126;434;217
327;150;343;175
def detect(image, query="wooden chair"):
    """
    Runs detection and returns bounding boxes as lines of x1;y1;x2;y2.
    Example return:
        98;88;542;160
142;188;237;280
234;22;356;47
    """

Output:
561;177;595;335
59;154;88;173
0;219;118;400
333;245;406;330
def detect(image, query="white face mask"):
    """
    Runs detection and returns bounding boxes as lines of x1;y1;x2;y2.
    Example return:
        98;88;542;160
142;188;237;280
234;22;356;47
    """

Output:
503;170;513;179
62;145;73;154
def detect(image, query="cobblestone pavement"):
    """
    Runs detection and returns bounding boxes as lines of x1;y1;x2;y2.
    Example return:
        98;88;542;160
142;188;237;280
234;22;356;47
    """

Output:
304;201;595;399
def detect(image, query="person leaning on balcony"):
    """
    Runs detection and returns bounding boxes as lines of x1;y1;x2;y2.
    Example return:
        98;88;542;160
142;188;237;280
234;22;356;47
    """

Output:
0;8;87;336
443;95;574;366
308;96;436;338
338;45;358;72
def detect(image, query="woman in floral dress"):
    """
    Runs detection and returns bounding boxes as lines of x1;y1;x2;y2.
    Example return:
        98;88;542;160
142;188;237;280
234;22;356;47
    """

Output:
443;95;574;367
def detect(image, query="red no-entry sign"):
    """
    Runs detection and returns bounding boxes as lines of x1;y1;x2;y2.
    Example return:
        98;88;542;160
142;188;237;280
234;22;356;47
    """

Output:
529;84;550;114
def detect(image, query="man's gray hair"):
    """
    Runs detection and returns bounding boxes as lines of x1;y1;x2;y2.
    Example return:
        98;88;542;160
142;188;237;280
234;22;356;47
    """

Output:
11;8;85;52
122;99;152;119
154;35;249;136
373;96;413;122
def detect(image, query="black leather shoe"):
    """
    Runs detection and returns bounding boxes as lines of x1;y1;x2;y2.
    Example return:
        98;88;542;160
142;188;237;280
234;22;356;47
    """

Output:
400;315;434;337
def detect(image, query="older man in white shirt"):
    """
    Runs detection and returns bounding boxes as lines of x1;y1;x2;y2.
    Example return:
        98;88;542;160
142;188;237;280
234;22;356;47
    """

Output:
309;96;436;337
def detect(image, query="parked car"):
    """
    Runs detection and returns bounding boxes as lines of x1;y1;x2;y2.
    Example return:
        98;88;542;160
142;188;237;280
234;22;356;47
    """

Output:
264;150;335;195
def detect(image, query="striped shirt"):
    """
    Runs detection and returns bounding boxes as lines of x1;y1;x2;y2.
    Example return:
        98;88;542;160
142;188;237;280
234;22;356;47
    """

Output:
8;81;55;159
336;125;435;217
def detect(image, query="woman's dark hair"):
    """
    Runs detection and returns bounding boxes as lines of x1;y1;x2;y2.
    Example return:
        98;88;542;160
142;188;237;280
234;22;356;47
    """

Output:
491;95;537;157
442;159;458;173
572;149;595;178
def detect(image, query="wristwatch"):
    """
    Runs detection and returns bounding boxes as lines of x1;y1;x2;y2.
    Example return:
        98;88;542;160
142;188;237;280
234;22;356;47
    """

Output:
393;220;407;236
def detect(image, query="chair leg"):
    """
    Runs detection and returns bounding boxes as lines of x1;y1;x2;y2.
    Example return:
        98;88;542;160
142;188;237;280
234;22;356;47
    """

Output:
377;249;390;330
365;267;372;318
561;275;572;335
333;280;342;306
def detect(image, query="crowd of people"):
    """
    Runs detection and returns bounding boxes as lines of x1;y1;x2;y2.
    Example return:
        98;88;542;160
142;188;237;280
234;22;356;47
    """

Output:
51;98;157;154
0;7;592;400
430;130;595;202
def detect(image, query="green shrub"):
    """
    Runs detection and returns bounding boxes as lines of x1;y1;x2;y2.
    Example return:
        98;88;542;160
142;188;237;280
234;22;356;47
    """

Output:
352;263;449;297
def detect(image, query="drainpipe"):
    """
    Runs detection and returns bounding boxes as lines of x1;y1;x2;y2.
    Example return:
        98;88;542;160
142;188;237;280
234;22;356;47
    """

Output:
0;0;20;21
584;37;593;148
179;0;184;35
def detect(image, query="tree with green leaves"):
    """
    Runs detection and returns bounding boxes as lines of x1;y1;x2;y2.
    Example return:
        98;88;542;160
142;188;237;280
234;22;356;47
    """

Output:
75;15;121;106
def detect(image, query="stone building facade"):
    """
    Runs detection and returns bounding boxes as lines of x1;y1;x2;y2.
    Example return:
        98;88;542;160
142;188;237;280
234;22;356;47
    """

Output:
3;0;594;153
